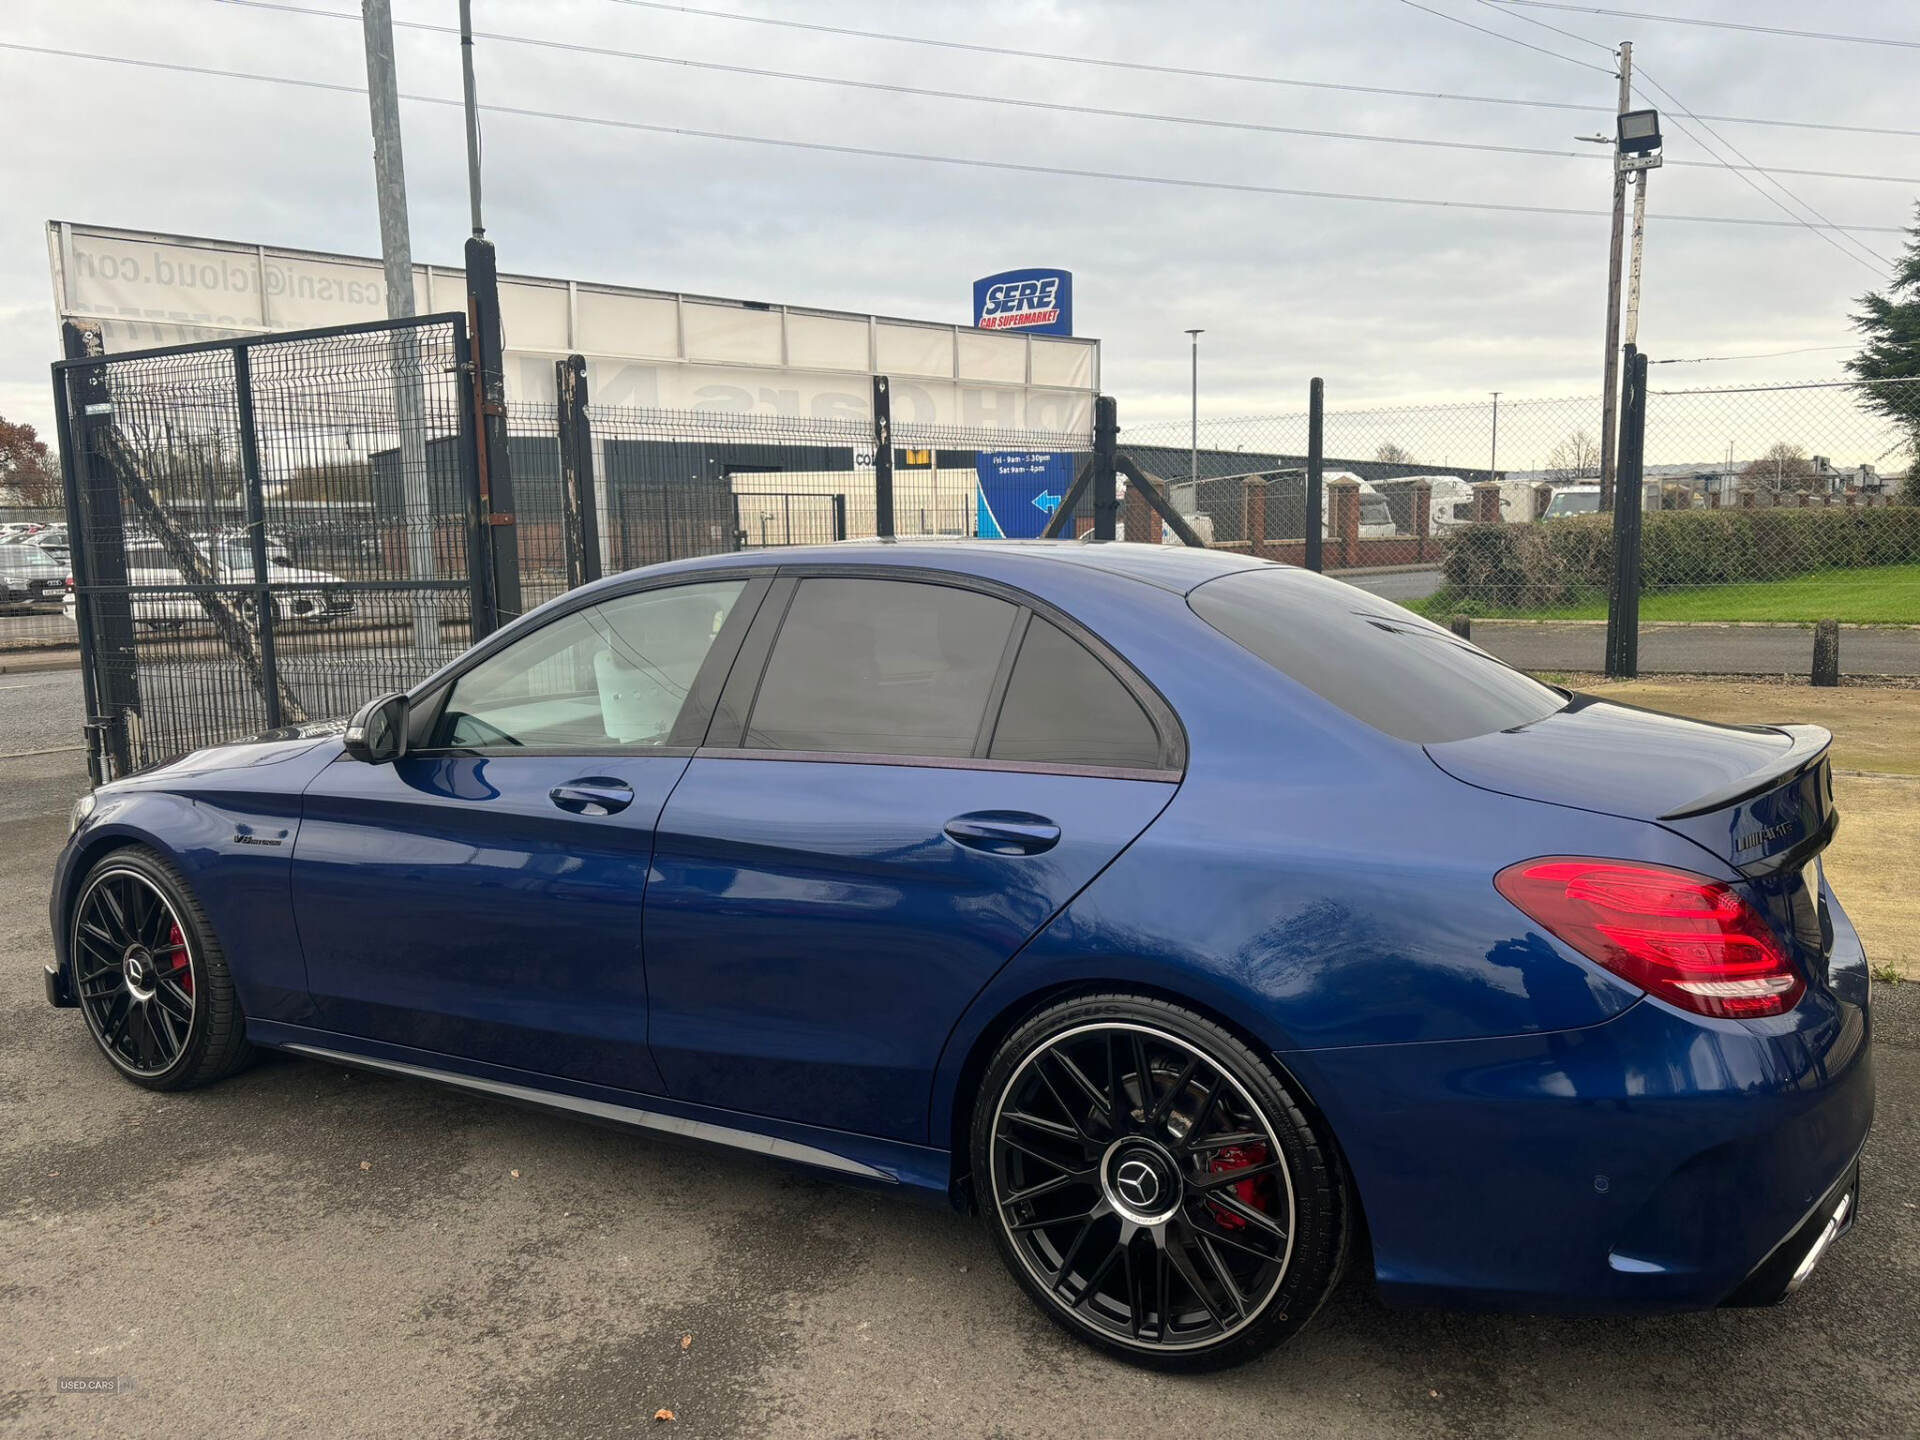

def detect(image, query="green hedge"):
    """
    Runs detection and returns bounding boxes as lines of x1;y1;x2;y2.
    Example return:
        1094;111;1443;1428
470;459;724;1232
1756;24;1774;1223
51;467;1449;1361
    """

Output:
1433;504;1920;613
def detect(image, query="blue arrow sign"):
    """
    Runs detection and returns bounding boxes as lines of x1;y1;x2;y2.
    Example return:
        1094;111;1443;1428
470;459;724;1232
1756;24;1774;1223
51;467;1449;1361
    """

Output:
1032;490;1062;515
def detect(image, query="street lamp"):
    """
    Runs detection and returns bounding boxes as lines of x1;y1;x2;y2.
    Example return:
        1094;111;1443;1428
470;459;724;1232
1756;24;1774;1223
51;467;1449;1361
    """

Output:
1185;329;1204;488
1616;107;1662;350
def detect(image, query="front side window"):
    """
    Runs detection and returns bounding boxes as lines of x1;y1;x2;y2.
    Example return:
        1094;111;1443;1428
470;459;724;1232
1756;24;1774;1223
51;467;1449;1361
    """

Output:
1189;567;1566;744
744;578;1017;756
433;580;744;749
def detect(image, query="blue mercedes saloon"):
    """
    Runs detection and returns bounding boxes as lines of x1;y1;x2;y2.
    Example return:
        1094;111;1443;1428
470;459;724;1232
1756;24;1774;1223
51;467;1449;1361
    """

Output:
47;542;1872;1369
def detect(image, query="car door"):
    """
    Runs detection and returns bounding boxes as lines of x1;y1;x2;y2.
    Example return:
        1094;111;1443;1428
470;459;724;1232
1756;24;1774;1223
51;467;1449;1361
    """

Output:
292;575;763;1092
644;570;1183;1142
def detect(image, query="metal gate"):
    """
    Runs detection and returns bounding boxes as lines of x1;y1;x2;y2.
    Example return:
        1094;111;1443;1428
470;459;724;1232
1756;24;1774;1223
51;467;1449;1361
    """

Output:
54;314;489;781
732;491;849;549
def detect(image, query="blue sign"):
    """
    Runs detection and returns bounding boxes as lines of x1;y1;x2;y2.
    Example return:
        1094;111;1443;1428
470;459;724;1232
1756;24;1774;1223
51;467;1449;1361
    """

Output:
977;452;1077;539
973;268;1073;337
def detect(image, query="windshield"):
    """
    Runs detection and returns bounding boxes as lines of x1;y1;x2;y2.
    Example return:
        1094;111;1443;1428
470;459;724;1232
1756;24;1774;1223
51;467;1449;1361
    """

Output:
1359;495;1392;527
1189;567;1568;743
1544;490;1600;517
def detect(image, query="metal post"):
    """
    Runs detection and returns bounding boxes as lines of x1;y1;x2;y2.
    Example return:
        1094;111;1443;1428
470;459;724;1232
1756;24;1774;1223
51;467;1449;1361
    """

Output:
1092;395;1119;541
1598;39;1632;512
458;0;485;238
832;492;848;541
232;347;283;730
1623;169;1651;348
1184;329;1203;489
1604;346;1648;678
872;375;895;539
556;355;601;587
1306;377;1325;573
59;322;138;778
361;0;437;655
467;236;520;621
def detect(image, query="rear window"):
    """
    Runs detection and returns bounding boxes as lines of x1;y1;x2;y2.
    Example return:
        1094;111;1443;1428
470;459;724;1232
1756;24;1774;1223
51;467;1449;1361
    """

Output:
1188;568;1566;743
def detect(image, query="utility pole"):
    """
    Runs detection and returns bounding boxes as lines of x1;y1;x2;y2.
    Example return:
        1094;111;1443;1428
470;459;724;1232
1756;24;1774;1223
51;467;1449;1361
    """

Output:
361;0;436;654
460;0;485;238
1185;329;1203;488
1597;39;1631;512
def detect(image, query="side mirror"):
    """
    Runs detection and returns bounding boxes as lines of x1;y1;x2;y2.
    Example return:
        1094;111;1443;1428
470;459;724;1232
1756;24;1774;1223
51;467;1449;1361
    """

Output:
344;691;408;764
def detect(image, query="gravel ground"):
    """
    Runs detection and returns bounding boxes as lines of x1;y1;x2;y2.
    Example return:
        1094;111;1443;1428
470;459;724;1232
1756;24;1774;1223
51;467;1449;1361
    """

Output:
2;742;1917;1439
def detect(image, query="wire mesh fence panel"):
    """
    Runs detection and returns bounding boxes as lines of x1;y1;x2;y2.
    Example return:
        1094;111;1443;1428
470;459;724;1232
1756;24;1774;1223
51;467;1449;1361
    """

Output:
506;400;571;611
894;418;1094;542
1126;396;1603;593
60;314;482;778
1637;378;1919;612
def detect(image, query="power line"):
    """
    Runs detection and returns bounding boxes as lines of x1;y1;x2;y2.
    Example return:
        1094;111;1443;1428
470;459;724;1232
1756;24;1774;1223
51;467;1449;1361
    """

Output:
1633;66;1892;275
1651;345;1856;365
1435;0;1895;273
600;0;1920;139
199;0;1920;185
0;40;1906;236
1468;0;1616;55
1395;0;1615;74
1484;2;1920;50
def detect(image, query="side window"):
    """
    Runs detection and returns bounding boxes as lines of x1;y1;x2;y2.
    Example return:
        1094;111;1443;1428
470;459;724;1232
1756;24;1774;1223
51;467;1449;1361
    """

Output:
988;618;1162;769
744;578;1016;756
433;580;744;749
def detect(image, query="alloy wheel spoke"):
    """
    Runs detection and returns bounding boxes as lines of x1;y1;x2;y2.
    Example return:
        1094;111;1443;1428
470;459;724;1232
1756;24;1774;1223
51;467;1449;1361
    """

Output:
1187;1129;1268;1154
1002;1169;1095;1208
1046;1047;1115;1136
998;1130;1085;1176
1188;1225;1251;1320
96;881;129;941
1129;1033;1155;1118
154;977;194;1023
1049;1216;1101;1294
1067;1235;1126;1312
1162;1223;1232;1331
1206;1189;1289;1242
1185;1206;1288;1263
1002;1106;1084;1147
1149;1055;1201;1130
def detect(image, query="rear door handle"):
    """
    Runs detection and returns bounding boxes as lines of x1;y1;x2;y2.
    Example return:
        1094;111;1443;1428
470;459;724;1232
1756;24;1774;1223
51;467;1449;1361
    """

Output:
943;811;1061;856
550;778;635;816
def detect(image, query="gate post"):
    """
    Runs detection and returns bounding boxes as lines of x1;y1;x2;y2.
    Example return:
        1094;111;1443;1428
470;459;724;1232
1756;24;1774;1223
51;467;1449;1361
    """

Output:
832;493;848;542
872;376;895;539
1091;395;1119;541
232;346;284;730
1604;346;1649;679
556;354;601;587
57;321;138;779
466;236;522;620
1306;378;1325;573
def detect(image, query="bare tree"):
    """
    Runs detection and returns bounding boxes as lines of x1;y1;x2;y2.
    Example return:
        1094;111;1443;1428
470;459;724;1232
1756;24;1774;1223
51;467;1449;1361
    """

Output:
1740;442;1819;501
1375;442;1412;464
1543;430;1601;486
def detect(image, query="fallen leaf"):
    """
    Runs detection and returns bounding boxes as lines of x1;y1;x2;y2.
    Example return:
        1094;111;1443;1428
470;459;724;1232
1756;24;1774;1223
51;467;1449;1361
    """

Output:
653;1409;676;1423
1429;1390;1441;1399
680;1335;692;1351
359;1161;372;1171
510;1169;521;1179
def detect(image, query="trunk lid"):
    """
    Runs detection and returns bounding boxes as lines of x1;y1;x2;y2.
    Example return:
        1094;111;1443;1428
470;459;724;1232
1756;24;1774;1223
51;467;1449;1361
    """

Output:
1428;694;1837;984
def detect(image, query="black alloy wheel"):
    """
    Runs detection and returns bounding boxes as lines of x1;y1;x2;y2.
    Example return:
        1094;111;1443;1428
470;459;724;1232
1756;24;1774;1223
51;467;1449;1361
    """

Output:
973;994;1350;1370
70;847;253;1091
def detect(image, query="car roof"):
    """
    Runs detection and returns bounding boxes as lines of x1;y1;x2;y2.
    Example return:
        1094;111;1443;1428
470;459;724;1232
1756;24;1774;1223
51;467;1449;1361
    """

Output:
581;539;1272;597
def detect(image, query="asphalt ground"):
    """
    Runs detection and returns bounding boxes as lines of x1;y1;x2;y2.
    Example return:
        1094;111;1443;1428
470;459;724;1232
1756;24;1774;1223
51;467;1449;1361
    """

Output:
1474;621;1920;678
3;738;1918;1437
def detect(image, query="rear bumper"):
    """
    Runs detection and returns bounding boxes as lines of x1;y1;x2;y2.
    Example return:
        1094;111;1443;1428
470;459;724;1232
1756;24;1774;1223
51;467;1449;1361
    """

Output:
1720;1159;1859;1307
1287;971;1873;1314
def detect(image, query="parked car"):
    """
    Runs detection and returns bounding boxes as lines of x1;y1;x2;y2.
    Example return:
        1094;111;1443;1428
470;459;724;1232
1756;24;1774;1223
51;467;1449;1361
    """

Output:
1541;481;1665;519
59;541;354;629
0;536;68;606
46;542;1871;1370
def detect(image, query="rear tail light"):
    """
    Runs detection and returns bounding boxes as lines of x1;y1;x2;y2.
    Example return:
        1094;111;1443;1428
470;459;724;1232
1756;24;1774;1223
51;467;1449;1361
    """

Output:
1495;857;1803;1019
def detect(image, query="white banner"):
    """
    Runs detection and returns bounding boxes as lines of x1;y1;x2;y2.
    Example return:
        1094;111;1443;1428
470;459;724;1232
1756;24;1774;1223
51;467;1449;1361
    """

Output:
51;222;1098;439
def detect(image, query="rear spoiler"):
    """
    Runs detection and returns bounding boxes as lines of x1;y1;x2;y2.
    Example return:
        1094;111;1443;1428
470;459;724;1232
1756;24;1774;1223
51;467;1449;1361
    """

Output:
1658;724;1832;821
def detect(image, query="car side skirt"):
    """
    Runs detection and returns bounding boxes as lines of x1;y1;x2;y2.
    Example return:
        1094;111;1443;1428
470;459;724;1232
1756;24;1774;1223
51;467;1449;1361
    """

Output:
248;1021;953;1196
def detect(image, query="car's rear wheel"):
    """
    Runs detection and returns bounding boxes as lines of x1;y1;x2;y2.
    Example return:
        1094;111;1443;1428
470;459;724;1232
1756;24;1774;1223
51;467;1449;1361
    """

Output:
971;993;1350;1370
70;847;254;1091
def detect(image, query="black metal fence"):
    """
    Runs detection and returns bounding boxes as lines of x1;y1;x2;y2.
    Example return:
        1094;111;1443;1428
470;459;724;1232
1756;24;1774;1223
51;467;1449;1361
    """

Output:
55;314;485;780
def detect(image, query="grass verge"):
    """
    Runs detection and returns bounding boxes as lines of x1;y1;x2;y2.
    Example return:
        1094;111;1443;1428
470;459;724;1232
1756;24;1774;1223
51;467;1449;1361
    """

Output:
1411;563;1920;625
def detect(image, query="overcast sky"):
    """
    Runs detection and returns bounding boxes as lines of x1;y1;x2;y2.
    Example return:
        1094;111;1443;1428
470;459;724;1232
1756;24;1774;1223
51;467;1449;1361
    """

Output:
2;0;1915;441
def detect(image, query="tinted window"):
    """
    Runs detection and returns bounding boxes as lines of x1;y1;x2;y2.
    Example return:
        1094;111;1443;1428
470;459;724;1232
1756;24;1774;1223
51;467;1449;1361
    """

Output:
435;580;743;749
745;578;1016;756
1189;568;1565;743
989;619;1161;769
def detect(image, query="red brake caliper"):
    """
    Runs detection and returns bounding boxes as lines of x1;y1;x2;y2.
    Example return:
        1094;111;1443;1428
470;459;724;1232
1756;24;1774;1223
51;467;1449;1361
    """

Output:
1206;1144;1271;1230
167;921;192;995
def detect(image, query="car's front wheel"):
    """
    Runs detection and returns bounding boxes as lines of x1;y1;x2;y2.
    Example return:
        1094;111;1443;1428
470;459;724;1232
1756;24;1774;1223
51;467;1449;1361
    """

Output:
971;993;1351;1370
69;846;254;1091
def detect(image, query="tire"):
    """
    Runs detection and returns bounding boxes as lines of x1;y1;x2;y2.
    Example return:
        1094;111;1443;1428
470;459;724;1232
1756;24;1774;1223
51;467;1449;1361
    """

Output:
970;992;1351;1371
69;846;255;1092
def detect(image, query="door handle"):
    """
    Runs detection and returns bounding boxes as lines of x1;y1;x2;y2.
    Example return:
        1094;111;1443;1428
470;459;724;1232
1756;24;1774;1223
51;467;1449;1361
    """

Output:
549;778;635;816
943;811;1061;856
